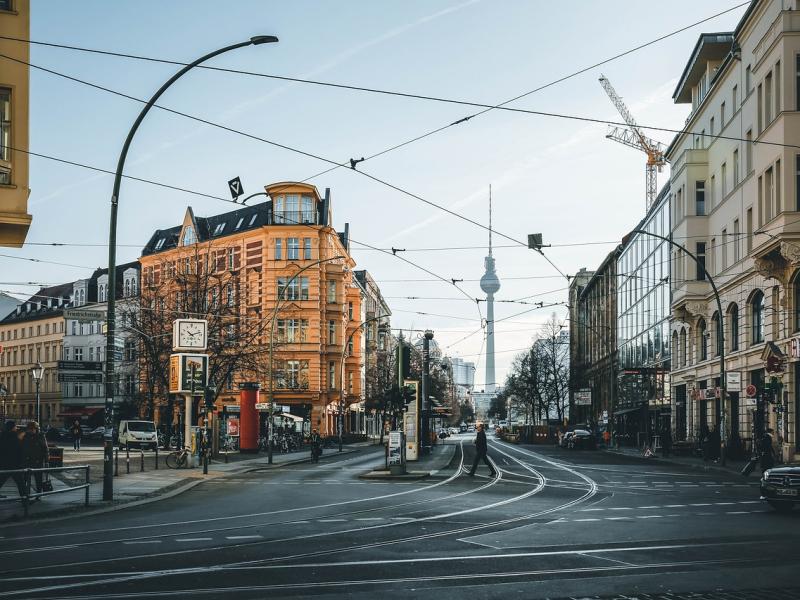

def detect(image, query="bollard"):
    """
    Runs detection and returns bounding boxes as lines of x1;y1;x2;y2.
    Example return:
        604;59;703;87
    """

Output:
85;466;90;507
126;444;130;474
140;450;145;472
224;448;228;464
203;448;208;475
155;445;159;470
114;447;119;476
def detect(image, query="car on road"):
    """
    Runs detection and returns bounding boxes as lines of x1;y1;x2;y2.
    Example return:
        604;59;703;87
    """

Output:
118;420;158;450
448;427;459;435
561;429;595;450
466;425;475;433
87;426;106;440
437;428;449;439
760;465;800;512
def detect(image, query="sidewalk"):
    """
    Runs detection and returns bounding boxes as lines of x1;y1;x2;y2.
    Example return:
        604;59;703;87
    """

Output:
0;442;374;524
604;445;753;478
359;441;457;480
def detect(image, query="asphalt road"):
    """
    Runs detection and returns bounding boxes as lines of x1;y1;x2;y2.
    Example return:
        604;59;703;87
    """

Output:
2;433;798;599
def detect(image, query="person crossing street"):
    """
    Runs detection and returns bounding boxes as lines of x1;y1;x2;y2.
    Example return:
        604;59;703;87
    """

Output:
70;420;82;451
468;423;497;477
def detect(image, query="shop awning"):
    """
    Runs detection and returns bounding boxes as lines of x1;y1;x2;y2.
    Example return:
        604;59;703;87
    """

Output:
57;407;103;418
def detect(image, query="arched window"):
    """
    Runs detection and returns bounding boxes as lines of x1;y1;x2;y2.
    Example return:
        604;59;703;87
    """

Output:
751;290;764;344
795;277;800;332
711;311;721;357
124;280;131;297
680;327;687;367
671;331;679;365
728;303;739;351
697;318;707;361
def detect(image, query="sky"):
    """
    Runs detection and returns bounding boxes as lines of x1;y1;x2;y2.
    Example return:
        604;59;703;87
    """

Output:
2;0;749;386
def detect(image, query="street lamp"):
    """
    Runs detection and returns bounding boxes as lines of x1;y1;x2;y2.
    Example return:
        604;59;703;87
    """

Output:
0;383;8;425
103;35;279;501
31;361;44;425
628;228;727;465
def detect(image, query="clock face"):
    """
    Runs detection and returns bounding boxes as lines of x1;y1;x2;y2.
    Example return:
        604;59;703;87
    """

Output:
178;320;206;348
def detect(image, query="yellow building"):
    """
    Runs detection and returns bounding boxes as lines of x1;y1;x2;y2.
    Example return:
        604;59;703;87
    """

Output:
139;182;365;435
0;0;31;247
0;283;70;427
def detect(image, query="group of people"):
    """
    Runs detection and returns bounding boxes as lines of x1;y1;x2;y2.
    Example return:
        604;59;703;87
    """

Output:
0;420;49;499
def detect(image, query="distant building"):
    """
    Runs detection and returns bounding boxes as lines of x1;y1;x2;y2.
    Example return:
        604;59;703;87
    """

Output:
0;292;20;320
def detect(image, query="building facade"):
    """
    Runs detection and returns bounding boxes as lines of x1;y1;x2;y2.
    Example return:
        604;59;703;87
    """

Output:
571;248;620;429
668;0;800;462
139;182;364;436
616;185;672;446
0;284;70;427
0;0;31;247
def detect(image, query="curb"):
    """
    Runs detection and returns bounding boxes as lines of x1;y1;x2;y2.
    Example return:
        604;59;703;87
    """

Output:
602;449;751;478
0;447;363;527
358;443;457;480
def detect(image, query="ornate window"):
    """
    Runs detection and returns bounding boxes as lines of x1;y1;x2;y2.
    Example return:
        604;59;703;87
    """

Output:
751;291;764;344
697;318;707;361
728;304;739;351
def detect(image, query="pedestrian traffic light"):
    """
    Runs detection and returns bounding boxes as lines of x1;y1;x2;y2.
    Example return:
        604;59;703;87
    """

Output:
204;385;217;410
403;380;418;413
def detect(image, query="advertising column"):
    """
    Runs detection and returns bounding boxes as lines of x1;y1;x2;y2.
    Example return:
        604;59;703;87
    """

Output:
239;382;260;453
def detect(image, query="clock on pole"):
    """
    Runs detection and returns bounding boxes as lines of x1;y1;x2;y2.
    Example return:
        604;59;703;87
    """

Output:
173;318;208;351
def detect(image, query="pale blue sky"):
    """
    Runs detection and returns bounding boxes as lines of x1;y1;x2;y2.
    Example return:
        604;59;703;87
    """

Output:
4;0;747;384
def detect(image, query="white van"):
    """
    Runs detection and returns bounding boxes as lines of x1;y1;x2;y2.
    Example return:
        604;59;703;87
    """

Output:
118;420;158;450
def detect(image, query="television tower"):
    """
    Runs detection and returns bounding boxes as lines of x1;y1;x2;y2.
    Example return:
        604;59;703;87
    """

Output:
479;186;500;394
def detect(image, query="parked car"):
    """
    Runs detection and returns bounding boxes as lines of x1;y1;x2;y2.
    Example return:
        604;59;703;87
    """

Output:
437;428;449;439
88;426;106;440
448;427;459;435
117;420;158;450
467;425;476;433
459;424;468;433
45;427;67;442
760;465;800;512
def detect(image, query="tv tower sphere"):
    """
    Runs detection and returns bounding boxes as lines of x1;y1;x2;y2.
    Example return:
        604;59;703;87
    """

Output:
480;256;501;294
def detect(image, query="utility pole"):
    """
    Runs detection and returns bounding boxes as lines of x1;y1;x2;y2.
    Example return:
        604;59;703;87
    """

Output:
420;330;434;455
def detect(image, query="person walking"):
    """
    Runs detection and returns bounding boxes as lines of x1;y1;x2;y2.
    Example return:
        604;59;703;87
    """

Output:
21;422;48;495
661;422;673;458
0;421;26;498
70;420;82;451
759;429;776;472
468;423;497;477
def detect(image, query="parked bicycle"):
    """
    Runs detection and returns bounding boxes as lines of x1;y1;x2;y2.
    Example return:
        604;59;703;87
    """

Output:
165;447;190;469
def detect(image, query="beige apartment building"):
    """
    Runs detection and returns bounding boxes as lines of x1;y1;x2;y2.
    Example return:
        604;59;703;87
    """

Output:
669;0;800;462
0;0;31;247
0;284;70;427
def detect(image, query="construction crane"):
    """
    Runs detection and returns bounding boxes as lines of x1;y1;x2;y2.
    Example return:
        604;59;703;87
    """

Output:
599;74;667;209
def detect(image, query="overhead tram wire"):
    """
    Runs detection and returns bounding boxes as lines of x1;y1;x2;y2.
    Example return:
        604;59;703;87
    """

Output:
0;53;567;283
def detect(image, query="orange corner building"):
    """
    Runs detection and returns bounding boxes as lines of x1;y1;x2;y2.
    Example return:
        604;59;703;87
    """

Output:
139;182;364;435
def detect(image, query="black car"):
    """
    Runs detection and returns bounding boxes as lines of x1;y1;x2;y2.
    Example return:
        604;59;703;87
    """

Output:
760;465;800;512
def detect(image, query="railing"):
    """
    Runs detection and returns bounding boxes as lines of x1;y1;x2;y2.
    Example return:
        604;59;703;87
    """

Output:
0;465;90;517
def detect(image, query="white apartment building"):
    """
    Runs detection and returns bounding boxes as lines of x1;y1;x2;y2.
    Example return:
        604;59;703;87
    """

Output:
669;0;800;462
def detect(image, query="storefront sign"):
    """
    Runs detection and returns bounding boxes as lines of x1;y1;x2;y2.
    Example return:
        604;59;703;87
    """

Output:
727;372;741;392
388;431;403;465
168;353;208;394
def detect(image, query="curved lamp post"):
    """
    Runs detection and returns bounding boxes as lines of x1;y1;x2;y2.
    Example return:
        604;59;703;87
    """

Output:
267;255;345;463
338;313;387;452
103;36;279;501
628;229;727;466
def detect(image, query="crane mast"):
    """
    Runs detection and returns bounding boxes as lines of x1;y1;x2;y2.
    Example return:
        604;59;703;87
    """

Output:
599;74;667;209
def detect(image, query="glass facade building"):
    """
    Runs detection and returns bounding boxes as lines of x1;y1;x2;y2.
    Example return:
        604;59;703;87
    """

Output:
615;185;671;444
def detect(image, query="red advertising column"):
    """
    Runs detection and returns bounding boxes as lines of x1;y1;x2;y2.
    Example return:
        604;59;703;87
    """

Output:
239;382;260;453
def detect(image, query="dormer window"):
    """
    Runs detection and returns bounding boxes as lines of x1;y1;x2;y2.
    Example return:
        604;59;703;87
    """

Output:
182;226;196;246
235;217;244;230
154;238;166;251
213;222;226;236
249;214;258;227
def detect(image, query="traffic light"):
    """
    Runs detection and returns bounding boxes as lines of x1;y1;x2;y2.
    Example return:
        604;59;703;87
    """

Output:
204;385;217;411
403;380;418;413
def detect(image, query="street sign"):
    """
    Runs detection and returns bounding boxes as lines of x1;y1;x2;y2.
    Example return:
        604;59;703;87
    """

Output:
224;405;240;412
58;372;103;383
727;372;741;392
63;309;105;322
227;176;244;200
58;360;103;372
746;384;757;398
574;389;592;406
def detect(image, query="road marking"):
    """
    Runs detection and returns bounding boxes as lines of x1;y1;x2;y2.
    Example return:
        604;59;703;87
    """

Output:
123;540;162;545
725;511;749;515
605;517;633;521
636;515;662;519
317;519;347;523
690;503;712;506
226;535;263;540
574;518;601;522
355;518;383;521
609;507;632;511
175;538;212;542
664;504;686;508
